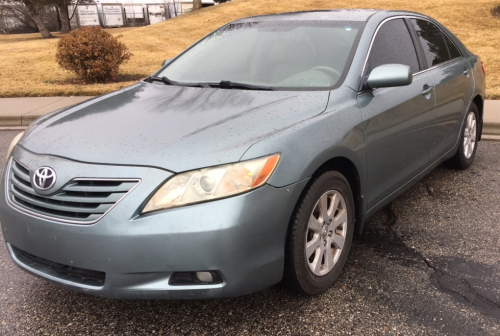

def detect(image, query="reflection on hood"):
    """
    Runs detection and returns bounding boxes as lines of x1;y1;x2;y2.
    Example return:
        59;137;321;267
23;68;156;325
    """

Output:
21;82;329;172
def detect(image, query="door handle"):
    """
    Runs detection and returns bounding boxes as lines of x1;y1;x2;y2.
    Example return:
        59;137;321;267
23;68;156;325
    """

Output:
421;86;434;95
463;68;470;76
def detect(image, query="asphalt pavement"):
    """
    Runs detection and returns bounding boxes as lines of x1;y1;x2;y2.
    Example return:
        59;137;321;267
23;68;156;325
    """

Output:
0;130;499;336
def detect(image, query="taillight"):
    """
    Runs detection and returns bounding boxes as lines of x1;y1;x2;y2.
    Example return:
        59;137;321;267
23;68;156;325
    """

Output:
481;62;486;76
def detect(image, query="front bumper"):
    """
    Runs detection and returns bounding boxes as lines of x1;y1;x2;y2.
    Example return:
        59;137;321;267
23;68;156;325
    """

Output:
0;147;308;299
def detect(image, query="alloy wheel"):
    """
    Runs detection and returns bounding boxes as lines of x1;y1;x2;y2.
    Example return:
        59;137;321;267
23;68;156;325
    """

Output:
463;111;477;159
305;190;347;276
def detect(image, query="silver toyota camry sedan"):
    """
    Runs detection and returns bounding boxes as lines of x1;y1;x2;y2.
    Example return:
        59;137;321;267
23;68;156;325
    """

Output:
0;9;485;299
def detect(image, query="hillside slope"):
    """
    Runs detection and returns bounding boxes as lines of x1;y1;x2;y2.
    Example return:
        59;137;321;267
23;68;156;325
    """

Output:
0;0;498;97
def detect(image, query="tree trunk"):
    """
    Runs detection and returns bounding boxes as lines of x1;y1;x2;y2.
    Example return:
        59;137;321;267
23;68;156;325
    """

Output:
22;0;53;38
193;0;203;11
57;3;71;33
55;5;61;31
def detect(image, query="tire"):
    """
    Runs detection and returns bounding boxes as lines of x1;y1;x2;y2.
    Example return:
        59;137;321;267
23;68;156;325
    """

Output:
447;103;479;170
283;170;355;295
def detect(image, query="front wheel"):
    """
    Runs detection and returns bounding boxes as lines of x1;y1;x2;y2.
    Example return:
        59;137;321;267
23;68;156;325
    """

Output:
283;170;354;295
447;103;479;170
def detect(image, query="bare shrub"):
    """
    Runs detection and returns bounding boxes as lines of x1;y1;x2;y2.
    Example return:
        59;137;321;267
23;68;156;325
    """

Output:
492;5;500;17
56;26;132;83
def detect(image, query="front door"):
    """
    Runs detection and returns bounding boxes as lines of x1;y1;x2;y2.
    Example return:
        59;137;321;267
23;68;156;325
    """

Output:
357;18;436;210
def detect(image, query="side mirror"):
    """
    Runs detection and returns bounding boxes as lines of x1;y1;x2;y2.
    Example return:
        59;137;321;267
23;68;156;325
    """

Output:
162;59;173;67
366;64;412;89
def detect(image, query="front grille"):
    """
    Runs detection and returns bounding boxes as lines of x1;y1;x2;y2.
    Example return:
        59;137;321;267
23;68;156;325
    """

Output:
7;160;139;224
13;246;105;287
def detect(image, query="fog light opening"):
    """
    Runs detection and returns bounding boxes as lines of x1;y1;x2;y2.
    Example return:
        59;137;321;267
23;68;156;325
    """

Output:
196;271;213;283
169;271;223;286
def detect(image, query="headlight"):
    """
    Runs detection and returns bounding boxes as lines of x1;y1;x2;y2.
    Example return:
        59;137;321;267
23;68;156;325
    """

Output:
142;154;280;213
6;131;25;159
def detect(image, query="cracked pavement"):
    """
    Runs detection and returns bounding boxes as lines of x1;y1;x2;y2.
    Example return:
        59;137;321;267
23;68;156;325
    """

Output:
0;130;499;335
384;203;500;319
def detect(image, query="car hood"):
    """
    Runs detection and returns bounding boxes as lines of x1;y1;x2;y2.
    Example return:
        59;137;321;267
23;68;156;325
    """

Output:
20;82;329;172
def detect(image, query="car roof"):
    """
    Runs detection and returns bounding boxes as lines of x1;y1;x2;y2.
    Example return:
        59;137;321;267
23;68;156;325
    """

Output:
232;9;383;23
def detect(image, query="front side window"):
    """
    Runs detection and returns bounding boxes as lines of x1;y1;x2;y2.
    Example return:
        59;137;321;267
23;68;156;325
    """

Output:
366;19;420;75
156;21;364;90
411;19;451;68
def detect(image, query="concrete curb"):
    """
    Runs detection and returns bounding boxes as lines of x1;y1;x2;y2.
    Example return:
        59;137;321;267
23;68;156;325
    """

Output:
482;134;500;141
0;96;93;127
0;114;51;127
483;121;500;136
483;100;500;137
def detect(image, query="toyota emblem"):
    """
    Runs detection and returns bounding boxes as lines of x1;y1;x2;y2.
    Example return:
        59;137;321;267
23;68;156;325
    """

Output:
33;167;56;191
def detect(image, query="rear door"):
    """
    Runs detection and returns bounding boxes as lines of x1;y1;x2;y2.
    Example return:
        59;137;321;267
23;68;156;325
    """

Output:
357;18;436;210
409;18;475;157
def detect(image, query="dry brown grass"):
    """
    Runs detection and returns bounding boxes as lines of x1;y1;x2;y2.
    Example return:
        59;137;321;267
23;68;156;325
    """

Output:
1;0;499;98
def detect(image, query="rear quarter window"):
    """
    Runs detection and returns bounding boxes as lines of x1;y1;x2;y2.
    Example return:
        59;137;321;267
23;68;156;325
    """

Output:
443;33;462;59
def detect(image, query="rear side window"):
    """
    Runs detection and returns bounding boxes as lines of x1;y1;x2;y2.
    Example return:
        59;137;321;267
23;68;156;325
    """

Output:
443;33;462;59
367;19;419;74
411;19;451;67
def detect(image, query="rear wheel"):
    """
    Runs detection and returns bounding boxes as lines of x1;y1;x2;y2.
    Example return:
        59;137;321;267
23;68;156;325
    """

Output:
283;170;354;295
447;103;479;170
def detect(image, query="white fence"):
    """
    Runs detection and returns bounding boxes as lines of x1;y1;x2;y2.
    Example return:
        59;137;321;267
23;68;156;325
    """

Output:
68;1;212;29
0;1;215;33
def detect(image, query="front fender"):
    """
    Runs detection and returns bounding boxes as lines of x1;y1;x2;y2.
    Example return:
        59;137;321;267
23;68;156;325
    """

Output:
240;86;367;206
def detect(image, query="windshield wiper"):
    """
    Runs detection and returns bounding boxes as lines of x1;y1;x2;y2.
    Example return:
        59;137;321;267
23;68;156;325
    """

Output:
148;76;178;85
146;76;210;88
217;80;274;91
146;77;272;90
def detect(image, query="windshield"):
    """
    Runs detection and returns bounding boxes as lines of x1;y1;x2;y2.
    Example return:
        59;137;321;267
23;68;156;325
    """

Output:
155;21;364;90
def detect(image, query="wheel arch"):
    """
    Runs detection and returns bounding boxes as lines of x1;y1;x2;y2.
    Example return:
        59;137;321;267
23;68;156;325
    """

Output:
307;156;365;236
472;94;484;141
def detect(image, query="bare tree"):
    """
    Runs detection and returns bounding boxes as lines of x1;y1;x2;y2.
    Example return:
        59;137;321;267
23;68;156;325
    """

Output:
54;0;93;32
163;0;170;19
68;2;79;21
1;0;88;35
124;0;136;26
192;0;202;11
162;0;180;19
50;0;93;32
54;0;71;33
21;0;53;37
173;1;179;17
1;2;38;32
